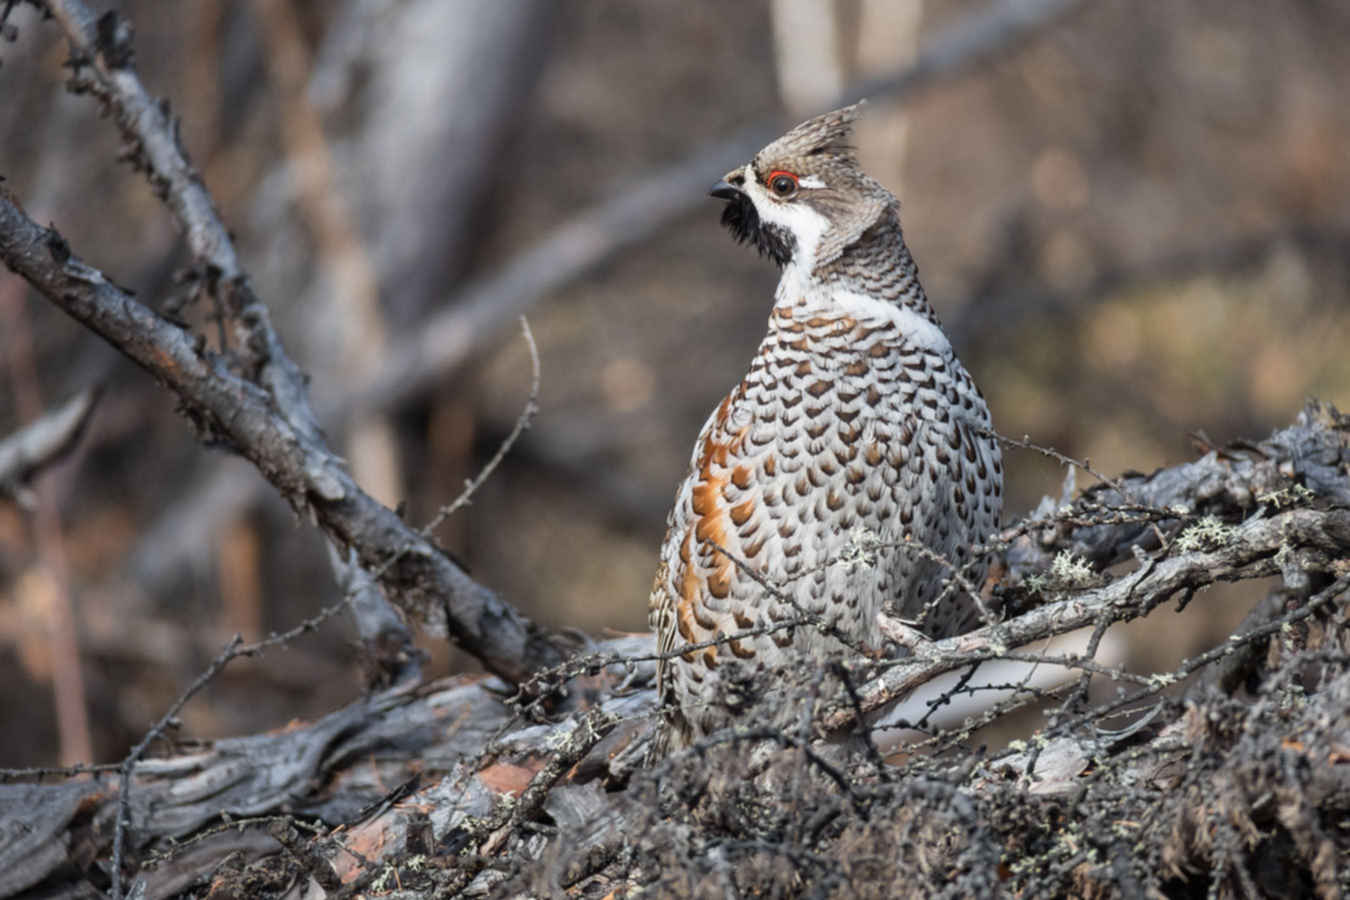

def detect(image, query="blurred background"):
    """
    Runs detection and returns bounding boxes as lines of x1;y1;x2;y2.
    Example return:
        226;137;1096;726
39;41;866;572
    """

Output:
1;0;1347;767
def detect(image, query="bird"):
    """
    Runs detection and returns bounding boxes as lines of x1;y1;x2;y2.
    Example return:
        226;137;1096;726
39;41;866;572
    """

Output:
647;102;1003;754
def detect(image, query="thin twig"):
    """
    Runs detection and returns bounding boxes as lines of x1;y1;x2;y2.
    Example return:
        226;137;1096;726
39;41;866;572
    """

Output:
979;574;1350;774
980;426;1131;499
109;634;243;898
0;760;121;780
822;507;1350;731
0;387;100;503
427;317;540;528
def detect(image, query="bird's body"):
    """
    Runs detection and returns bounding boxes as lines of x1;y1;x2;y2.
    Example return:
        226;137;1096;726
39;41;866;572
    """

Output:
649;104;1002;752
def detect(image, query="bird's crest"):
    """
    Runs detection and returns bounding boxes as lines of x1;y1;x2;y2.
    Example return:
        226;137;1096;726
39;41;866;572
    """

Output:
753;101;865;175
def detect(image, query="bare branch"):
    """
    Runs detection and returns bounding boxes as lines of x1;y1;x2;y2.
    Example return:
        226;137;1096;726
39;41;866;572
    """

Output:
0;188;564;686
0;386;98;504
108;634;244;899
45;2;243;278
428;317;540;528
1003;400;1350;574
830;505;1350;730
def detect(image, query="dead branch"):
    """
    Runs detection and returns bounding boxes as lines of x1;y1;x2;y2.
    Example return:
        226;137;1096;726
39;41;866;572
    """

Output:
0;187;563;686
0;387;98;505
840;504;1349;731
1005;399;1350;573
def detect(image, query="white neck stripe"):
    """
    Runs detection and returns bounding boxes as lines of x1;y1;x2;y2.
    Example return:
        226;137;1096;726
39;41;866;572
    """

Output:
799;288;952;355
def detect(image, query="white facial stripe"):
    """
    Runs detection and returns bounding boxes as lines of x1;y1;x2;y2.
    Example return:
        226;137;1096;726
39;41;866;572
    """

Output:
798;175;826;189
832;289;952;354
744;169;829;272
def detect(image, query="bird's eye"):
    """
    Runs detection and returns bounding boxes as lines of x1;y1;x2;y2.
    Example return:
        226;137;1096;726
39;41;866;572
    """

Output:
767;170;799;198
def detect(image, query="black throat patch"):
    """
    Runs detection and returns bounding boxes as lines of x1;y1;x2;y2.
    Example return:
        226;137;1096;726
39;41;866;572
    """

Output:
719;193;794;268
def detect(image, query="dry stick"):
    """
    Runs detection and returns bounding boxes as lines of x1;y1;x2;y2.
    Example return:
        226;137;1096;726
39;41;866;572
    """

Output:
911;663;982;732
899;537;998;628
985;575;1350;783
982;426;1131;498
0;760;121;781
0;387;100;502
0;193;556;675
903;639;1080;740
44;2;246;275
341;317;540;591
109;634;244;898
988;650;1155;687
332;315;539;656
1059;610;1116;716
831;661;891;780
821;507;1350;731
903;673;1077;756
341;316;541;682
427;317;540;529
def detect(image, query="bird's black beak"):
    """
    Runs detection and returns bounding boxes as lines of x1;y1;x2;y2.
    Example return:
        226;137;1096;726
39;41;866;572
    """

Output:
709;179;742;200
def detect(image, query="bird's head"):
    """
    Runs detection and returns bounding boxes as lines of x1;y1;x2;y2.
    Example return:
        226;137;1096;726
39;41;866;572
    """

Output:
712;102;893;273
